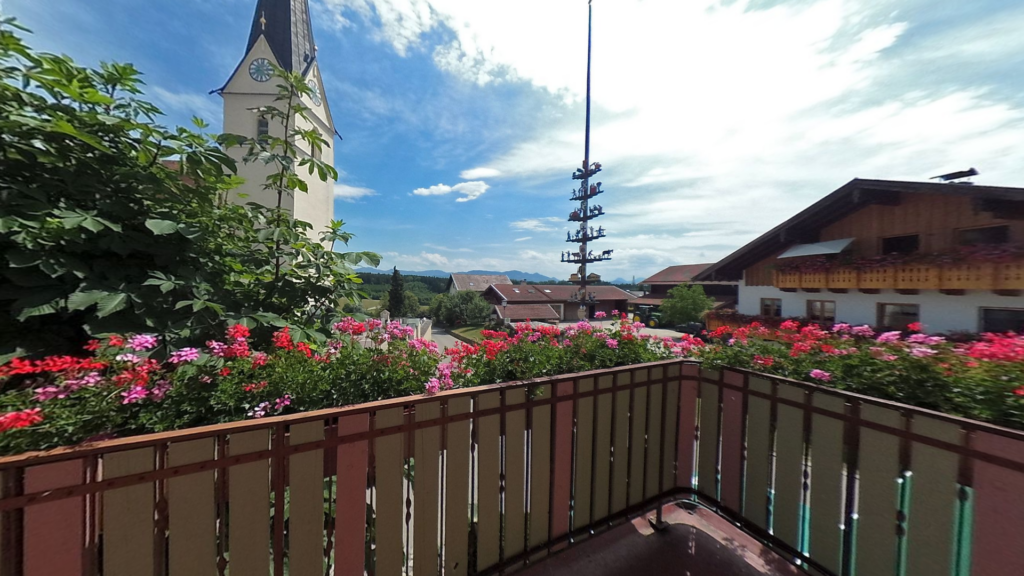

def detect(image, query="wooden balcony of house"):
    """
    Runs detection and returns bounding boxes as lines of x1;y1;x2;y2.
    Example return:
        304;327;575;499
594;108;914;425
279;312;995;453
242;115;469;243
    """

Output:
2;361;1023;575
773;260;1024;292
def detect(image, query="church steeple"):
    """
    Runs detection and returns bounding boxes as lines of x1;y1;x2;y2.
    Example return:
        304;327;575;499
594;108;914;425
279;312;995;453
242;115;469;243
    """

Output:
246;0;316;75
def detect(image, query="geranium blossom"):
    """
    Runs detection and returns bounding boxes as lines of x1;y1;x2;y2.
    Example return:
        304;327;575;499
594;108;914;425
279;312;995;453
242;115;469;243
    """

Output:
127;334;158;351
115;353;142;364
809;369;832;382
876;331;902;343
0;408;43;433
595;311;607;319
169;348;199;364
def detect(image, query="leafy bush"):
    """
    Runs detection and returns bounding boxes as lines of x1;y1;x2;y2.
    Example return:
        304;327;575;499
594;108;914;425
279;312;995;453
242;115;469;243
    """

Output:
0;21;378;358
695;321;1024;429
0;316;684;454
658;284;715;325
429;291;490;326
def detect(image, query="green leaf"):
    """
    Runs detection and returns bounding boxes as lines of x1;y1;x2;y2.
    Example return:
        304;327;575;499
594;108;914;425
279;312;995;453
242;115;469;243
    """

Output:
96;292;128;318
67;290;107;311
80;217;104;233
145;219;179;235
50;119;112;153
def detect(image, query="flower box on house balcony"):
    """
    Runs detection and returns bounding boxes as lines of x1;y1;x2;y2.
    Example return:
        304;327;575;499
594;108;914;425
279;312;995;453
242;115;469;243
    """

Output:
940;263;995;290
996;262;1024;289
800;271;828;288
827;268;859;289
774;270;801;289
896;265;941;290
858;267;893;289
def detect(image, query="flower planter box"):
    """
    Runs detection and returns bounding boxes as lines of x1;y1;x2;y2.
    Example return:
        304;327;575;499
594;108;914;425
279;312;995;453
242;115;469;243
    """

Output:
940;263;995;290
996;262;1024;290
896;265;941;290
774;271;801;289
800;271;828;288
827;268;859;289
858;267;893;289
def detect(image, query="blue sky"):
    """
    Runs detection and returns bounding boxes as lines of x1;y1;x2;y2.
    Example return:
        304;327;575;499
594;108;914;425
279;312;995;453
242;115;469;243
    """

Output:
4;0;1024;281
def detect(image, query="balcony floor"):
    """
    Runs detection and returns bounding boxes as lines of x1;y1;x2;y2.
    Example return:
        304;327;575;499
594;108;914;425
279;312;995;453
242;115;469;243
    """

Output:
516;503;801;576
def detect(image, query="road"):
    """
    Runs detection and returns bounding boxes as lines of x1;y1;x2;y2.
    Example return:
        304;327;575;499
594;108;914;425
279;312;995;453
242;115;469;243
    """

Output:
431;326;461;350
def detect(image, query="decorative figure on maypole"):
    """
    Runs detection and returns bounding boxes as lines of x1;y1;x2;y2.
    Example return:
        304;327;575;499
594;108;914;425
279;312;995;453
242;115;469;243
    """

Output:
561;0;611;320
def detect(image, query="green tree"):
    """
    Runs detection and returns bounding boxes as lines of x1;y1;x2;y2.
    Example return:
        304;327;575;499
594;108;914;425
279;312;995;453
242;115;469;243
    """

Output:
0;20;378;357
403;291;420;318
429;291;490;326
386;267;406;318
658;284;715;325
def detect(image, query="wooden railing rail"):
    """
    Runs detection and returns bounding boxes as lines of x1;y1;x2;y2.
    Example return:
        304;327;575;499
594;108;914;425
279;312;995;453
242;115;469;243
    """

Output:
2;359;1024;575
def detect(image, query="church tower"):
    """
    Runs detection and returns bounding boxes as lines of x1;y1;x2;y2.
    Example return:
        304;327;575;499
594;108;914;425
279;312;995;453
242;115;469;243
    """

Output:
215;0;336;240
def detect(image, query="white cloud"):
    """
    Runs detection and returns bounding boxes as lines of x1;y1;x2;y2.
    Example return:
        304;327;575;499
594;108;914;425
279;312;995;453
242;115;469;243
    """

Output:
460;167;502;179
333;183;377;201
321;0;1024;279
149;86;221;123
412;180;490;201
510;217;561;232
514;236;532;242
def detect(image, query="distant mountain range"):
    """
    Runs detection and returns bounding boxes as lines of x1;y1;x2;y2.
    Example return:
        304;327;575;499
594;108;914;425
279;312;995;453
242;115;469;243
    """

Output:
355;268;559;282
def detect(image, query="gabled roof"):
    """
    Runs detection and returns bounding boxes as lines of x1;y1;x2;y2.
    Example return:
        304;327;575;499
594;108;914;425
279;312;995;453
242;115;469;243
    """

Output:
494;304;560;321
486;284;551;302
248;0;317;75
449;274;512;292
641;264;713;285
538;285;638;302
694;178;1024;282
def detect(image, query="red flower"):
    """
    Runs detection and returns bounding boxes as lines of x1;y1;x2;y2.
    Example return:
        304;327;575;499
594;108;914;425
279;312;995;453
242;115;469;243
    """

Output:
296;342;313;358
753;355;775;367
272;327;294;351
226;324;251;340
244;381;268;393
108;335;125;347
0;408;44;433
907;322;923;333
84;340;100;352
220;367;232;377
779;320;801;331
1015;386;1024;397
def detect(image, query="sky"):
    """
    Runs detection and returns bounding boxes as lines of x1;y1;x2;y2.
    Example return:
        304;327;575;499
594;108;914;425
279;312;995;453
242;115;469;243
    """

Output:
4;0;1024;281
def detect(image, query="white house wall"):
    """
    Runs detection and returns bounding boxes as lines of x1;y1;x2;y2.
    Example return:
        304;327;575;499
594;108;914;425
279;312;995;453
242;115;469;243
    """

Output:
739;278;1024;333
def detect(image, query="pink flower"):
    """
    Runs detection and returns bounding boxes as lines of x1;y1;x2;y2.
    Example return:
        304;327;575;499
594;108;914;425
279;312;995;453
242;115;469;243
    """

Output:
780;319;801;331
831;323;851;334
169;347;200;364
274;395;291;410
595;311;607;319
34;386;67;402
425;378;441;395
115;353;142;363
850;325;875;338
150;380;172;401
206;340;228;358
248;402;271;419
121;385;148;404
611;310;619;316
876;331;902;343
869;347;898;361
910;346;937;357
606;338;619;349
367;319;383;331
809;369;832;382
127;334;158;351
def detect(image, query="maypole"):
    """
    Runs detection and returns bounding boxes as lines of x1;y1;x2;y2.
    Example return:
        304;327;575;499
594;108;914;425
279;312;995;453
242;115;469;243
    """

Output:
560;0;611;319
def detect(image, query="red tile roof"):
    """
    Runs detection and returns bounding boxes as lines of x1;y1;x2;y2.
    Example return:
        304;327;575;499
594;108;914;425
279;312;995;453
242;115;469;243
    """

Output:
494;304;560;320
487;284;551;302
449;274;512;291
488;284;636;304
640;264;714;285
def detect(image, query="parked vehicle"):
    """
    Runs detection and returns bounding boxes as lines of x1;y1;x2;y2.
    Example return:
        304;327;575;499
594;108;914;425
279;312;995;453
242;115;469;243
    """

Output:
632;305;662;328
675;321;704;336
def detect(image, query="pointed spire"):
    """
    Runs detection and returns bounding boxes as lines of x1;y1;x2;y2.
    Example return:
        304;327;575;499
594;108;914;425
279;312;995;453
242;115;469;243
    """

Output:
246;0;316;74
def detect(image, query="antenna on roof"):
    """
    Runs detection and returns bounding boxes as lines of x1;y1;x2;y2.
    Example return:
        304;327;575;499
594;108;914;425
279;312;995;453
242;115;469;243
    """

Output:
931;168;978;184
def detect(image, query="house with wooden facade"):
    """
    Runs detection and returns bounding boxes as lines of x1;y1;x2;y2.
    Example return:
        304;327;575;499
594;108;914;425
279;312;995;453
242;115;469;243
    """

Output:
694;178;1024;333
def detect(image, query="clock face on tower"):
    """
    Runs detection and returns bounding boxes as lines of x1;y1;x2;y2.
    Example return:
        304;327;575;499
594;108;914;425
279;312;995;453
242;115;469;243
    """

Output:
307;79;322;106
248;58;273;82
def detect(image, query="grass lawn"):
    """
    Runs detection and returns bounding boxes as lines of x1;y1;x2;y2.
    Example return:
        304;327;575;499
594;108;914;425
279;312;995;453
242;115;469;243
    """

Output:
450;324;486;343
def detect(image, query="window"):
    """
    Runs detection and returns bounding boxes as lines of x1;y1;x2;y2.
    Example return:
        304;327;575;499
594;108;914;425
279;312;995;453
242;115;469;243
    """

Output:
760;298;782;318
980;308;1024;333
877;303;920;331
806;300;836;323
958;225;1010;246
881;234;919;255
257;117;269;137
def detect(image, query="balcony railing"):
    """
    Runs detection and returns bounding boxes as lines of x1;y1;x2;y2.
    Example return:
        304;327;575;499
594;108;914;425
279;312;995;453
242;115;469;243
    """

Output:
1;360;1023;575
774;261;1024;291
